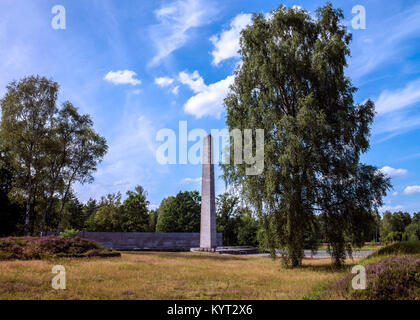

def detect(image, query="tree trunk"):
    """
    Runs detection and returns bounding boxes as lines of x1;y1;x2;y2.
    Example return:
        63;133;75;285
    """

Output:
24;177;33;236
56;179;73;235
38;197;54;236
39;162;67;236
24;197;31;236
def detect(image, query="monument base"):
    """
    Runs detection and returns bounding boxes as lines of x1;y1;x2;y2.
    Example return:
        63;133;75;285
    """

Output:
191;246;260;255
191;247;217;253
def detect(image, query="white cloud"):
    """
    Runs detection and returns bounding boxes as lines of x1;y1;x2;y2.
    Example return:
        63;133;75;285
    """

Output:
392;192;398;196
148;204;159;211
210;13;252;65
403;186;420;195
180;70;234;118
179;70;207;93
181;177;202;184
155;76;174;87
149;0;218;65
104;70;141;86
375;79;420;115
380;166;408;178
373;113;420;143
172;85;180;95
380;205;404;212
114;180;130;186
372;78;420;142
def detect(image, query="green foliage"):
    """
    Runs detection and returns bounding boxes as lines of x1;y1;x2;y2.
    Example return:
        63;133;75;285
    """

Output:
0;150;25;236
93;193;123;232
82;198;98;231
54;102;108;234
380;211;394;239
54;195;86;232
148;209;159;232
59;228;80;238
404;223;420;241
373;241;420;257
222;3;390;267
237;213;259;247
0;76;59;235
216;193;260;247
380;211;413;241
121;186;150;232
216;193;239;246
0;75;107;236
156;191;201;232
84;186;154;232
391;211;412;232
383;231;403;243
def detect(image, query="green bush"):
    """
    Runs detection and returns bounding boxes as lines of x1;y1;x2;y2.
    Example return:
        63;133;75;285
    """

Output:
373;241;420;257
404;223;420;242
60;228;80;238
383;231;403;243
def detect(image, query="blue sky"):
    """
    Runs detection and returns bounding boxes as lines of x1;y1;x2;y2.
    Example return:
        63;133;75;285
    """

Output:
0;0;419;213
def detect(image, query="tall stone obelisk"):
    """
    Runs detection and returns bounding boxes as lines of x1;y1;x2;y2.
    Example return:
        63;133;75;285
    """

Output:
200;134;217;249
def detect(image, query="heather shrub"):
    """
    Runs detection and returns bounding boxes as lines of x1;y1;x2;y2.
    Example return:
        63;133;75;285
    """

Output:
0;236;120;260
322;255;420;300
13;238;28;246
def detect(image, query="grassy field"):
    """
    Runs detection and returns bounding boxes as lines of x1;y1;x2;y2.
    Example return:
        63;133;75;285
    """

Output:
0;251;360;300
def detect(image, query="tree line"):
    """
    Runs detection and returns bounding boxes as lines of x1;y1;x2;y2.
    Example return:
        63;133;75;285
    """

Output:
380;211;420;243
3;147;417;247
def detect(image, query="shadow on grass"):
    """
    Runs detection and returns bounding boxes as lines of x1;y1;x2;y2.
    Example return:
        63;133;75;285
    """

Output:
298;259;359;273
126;251;249;261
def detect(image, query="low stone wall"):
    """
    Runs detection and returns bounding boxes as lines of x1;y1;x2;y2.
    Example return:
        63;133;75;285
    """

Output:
77;232;223;251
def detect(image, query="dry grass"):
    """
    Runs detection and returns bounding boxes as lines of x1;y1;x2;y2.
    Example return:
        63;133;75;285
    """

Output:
0;252;360;300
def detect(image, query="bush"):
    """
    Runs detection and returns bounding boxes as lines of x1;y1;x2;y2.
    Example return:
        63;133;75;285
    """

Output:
60;228;80;238
383;231;403;243
404;223;420;242
373;241;420;257
321;255;420;300
0;236;120;260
